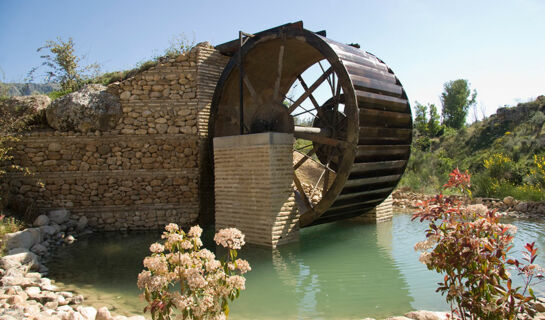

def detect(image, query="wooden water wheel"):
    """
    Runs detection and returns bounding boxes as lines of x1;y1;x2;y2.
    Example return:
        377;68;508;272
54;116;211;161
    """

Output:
211;22;412;227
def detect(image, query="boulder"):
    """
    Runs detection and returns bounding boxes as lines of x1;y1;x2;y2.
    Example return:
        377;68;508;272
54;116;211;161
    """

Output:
30;243;48;256
77;306;97;320
76;216;88;231
45;84;122;132
404;310;449;320
0;95;50;119
503;196;515;206
48;209;70;225
33;215;49;227
39;225;58;237
4;228;41;250
96;307;114;320
0;250;39;270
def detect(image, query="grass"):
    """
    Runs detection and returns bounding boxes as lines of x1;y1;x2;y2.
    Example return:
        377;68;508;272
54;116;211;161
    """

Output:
0;214;25;256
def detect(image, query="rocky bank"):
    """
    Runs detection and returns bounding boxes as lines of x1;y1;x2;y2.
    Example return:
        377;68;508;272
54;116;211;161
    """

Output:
0;209;144;320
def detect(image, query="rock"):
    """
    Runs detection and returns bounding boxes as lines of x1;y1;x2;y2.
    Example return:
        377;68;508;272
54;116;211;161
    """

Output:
64;235;76;244
45;84;122;133
6;295;26;305
4;228;42;250
30;243;48;256
0;94;50;118
503;196;515;206
33;215;50;227
386;317;412;320
48;209;70;224
96;307;113;320
39;225;58;237
404;310;448;320
515;202;528;212
77;306;97;320
69;294;84;305
7;247;30;255
76;216;88;231
0;275;33;287
126;317;146;320
67;311;87;320
25;286;41;298
0;250;39;270
536;301;545;312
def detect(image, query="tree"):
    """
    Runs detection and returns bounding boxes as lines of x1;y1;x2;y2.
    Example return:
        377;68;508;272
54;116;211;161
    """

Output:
27;37;99;92
427;103;442;137
440;79;477;129
414;102;428;135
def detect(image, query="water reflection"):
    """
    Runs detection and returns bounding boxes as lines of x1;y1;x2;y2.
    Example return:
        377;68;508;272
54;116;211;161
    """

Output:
46;214;545;319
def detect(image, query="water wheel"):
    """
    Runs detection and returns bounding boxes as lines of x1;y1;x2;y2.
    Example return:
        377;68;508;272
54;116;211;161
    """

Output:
211;22;412;227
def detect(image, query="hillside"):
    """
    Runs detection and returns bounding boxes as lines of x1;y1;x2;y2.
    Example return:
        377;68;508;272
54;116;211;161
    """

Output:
1;82;60;97
401;95;545;200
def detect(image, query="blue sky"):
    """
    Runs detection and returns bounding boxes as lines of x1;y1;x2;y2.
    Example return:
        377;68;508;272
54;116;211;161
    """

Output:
1;0;544;118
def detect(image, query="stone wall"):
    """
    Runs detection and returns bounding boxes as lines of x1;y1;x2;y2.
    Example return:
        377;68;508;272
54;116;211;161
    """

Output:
6;43;229;231
214;133;299;248
350;195;393;223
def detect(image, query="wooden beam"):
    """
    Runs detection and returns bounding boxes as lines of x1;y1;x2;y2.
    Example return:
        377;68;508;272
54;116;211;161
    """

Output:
288;67;333;113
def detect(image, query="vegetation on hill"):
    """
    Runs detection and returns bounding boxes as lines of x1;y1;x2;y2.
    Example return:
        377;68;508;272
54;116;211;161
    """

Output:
401;95;545;200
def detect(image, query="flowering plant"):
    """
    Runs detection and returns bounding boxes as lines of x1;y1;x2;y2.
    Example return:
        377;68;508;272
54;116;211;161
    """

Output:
413;168;544;320
138;224;251;320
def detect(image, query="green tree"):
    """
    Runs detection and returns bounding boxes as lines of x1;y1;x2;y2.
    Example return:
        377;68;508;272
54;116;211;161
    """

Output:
440;79;477;129
427;103;442;137
27;37;99;93
414;102;428;135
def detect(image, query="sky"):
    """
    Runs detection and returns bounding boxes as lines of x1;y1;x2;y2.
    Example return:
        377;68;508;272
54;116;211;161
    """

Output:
1;0;544;119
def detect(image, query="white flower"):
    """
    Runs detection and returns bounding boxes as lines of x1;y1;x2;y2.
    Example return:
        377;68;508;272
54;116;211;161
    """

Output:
419;252;432;265
188;225;203;238
165;223;179;232
235;259;251;274
149;242;165;253
226;275;246;290
214;228;245;250
137;270;151;289
143;255;168;275
185;268;207;290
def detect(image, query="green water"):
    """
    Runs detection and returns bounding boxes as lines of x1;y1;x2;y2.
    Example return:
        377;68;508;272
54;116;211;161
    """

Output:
47;214;545;319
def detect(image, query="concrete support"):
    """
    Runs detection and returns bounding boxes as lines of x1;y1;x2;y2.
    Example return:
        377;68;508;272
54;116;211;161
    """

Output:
350;195;394;223
213;132;299;248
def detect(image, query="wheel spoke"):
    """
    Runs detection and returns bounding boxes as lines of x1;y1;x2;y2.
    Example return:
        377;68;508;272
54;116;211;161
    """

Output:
293;149;315;170
293;131;348;149
288;67;333;113
323;167;330;193
297;76;321;111
243;74;262;104
294;143;313;152
293;173;312;209
319;61;335;96
273;45;285;101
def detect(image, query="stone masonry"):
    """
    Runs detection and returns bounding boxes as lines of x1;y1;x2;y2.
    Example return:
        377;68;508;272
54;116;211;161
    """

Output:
213;133;299;248
5;43;229;230
350;195;394;223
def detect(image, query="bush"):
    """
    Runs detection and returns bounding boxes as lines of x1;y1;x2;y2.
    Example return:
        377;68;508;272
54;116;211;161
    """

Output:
0;214;24;255
413;169;544;319
138;224;250;320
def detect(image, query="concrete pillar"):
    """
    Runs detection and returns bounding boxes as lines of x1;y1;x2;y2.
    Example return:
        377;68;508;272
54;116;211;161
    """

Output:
213;132;299;248
350;195;394;223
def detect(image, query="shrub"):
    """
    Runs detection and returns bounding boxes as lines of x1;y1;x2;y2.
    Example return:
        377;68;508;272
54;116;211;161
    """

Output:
413;169;544;319
138;224;250;320
0;214;24;255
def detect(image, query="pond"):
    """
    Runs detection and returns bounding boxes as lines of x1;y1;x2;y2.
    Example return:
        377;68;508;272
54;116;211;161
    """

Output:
46;213;545;319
